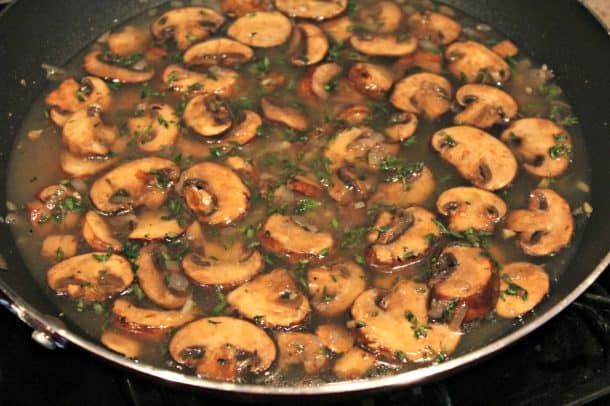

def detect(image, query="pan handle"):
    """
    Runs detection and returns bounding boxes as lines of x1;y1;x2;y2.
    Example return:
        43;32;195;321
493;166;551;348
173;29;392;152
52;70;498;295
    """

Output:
0;289;68;350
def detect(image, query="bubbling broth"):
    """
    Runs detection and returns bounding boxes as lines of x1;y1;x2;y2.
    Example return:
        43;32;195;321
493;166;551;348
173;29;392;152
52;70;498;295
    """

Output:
7;0;592;385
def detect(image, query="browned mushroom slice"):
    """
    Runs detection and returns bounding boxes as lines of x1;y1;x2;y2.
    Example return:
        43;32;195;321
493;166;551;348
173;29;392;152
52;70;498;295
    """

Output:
315;324;354;354
455;84;518;128
351;279;461;363
500;118;572;178
135;245;191;309
62;108;117;157
366;207;440;270
260;97;308;131
276;0;347;20
221;0;274;17
496;262;550;318
325;126;399;171
337;104;371;125
177;162;249;225
151;7;225;50
358;1;403;33
431;126;518;191
184;38;254;67
321;16;353;43
101;329;142;358
260;214;334;262
169;317;276;382
128;209;185;240
83;51;154;84
288;176;323;197
162;65;238;97
182;245;263;287
328;165;375;205
277;332;329;375
291;23;329;66
226;268;311;328
407;11;462;45
183;95;232;137
112;297;198;334
45;77;112;127
107;25;150;56
221;110;262;146
333;347;376;379
506;188;574;256
491;40;519;59
390;72;452;120
41;234;78;262
89;157;180;214
347;63;395;100
308;261;367;317
60;150;118;179
227;11;292;48
47;253;133;302
445;41;511;83
430;245;498;322
436;187;508;232
226;156;260;185
368;165;436;208
385;112;418;142
128;103;179;152
82;211;123;252
394;49;444;75
302;63;342;101
350;34;417;57
184;221;205;249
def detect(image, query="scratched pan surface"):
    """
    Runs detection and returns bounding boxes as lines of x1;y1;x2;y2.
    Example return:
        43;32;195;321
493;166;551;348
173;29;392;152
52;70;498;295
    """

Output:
0;0;608;400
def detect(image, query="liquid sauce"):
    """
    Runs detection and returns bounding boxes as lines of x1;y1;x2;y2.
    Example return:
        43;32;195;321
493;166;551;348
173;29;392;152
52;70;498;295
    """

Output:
7;0;592;385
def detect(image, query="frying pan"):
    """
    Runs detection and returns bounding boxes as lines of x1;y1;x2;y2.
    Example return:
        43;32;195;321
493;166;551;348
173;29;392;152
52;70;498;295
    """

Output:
0;0;608;399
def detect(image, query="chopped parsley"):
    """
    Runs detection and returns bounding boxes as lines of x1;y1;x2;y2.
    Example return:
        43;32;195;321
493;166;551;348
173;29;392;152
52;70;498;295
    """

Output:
501;274;528;301
92;247;113;262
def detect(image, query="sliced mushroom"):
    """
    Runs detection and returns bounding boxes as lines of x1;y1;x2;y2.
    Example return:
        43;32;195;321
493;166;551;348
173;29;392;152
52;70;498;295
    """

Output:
394;49;443;75
337;104;370;124
60;150;118;179
321;16;353;43
407;11;462;45
89;157;180;214
325;126;399;171
41;234;78;262
368;165;436;208
445;41;510;83
347;63;395;100
177;162;249;225
351;279;461;363
291;23;329;66
169;317;276;382
226;268;311;328
436;187;508;232
491;40;519;59
83;51;154;84
500;118;572;178
221;0;274;18
358;1;403;33
222;110;262;146
260;214;334;262
62;108;117;157
431;126;518;191
350;34;417;57
185;221;206;249
128;103;179;152
107;25;151;56
275;0;347;20
308;261;367;317
151;7;225;50
227;11;292;48
277;332;329;375
136;244;191;309
430;245;498;321
506;188;573;256
182;245;263;287
455;84;518;128
390;72;452;120
45;77;112;127
495;262;550;318
328;165;375;205
82;211;123;252
112;297;198;334
128;209;185;240
225;156;260;185
315;324;354;354
288;176;323;197
183;95;233;137
333;347;376;379
366;207;440;270
162;65;238;97
299;63;343;101
47;252;133;302
384;112;418;142
184;38;254;67
101;329;143;358
260;97;308;131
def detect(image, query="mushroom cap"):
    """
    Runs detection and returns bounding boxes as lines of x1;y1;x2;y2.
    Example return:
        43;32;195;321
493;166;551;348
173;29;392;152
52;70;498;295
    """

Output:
183;95;233;137
184;38;254;67
291;23;329;66
162;64;238;97
275;0;347;20
83;51;154;84
321;16;353;43
112;297;198;334
220;0;274;18
128;103;179;152
333;347;376;380
260;97;308;131
384;112;419;142
45;77;112;127
455;84;518;128
495;262;550;319
62;108;117;157
101;329;142;359
368;165;436;208
431;126;518;191
182;246;263;287
445;41;510;83
227;11;292;48
315;324;354;354
310;63;343;100
407;11;462;45
348;62;395;100
169;317;276;381
221;110;262;146
436;186;508;232
500;118;572;178
128;209;185;240
82;210;123;252
506;188;574;256
151;7;225;50
350;34;417;57
226;268;311;328
325;126;399;171
277;332;329;375
358;1;403;33
308;261;367;317
59;149;118;179
107;25;150;56
390;72;452;120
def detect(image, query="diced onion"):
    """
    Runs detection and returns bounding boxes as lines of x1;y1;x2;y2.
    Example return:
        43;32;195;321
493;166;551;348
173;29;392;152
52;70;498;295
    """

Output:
41;63;67;81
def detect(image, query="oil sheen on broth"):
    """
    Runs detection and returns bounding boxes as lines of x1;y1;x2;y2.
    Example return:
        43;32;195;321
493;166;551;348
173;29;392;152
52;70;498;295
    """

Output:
7;0;592;385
